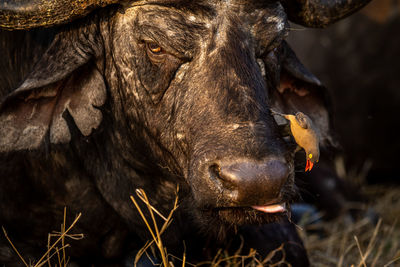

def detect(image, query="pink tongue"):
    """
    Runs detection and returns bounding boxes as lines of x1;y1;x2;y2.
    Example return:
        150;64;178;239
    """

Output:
252;204;286;213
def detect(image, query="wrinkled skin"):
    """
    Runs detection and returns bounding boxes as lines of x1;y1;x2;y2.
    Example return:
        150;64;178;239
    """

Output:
0;1;345;266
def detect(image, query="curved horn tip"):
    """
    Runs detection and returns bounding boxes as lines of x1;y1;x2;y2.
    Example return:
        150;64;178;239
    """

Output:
282;0;372;28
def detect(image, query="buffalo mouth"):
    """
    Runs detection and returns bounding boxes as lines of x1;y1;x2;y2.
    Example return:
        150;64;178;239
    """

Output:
252;202;287;213
201;202;291;226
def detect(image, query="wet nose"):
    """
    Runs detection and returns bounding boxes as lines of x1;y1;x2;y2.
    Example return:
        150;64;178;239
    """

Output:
209;159;289;205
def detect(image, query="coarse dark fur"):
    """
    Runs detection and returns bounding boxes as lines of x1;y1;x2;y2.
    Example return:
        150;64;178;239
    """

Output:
0;1;344;266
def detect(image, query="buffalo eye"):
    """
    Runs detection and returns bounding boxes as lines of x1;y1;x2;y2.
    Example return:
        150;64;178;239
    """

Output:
147;42;163;54
145;41;167;63
138;40;184;103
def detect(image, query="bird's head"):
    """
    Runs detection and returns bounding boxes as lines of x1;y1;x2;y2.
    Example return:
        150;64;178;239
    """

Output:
305;150;319;172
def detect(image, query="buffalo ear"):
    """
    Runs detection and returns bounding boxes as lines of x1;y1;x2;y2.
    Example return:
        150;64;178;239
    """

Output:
269;42;338;148
0;32;106;152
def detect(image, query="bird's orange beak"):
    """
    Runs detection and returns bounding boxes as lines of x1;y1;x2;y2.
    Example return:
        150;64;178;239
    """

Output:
305;159;314;172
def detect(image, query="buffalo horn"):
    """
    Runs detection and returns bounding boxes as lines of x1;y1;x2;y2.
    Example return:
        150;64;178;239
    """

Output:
281;0;371;28
0;0;121;30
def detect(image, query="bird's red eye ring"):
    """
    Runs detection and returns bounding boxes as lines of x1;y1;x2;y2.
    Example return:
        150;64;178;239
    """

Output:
147;42;163;54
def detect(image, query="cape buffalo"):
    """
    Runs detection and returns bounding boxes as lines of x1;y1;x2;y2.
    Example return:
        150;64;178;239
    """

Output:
0;0;369;266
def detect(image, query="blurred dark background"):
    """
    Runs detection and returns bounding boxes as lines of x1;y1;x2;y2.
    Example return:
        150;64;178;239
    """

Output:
287;0;400;184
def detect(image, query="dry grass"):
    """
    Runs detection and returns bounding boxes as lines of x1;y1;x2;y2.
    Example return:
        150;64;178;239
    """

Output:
302;185;400;267
301;157;400;267
2;207;83;267
130;187;292;267
130;187;179;267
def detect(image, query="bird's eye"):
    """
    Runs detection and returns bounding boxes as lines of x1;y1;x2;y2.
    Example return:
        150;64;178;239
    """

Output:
309;154;313;159
147;42;163;54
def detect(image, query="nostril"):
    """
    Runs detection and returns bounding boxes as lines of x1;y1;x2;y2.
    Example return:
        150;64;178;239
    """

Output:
208;163;237;190
208;164;221;182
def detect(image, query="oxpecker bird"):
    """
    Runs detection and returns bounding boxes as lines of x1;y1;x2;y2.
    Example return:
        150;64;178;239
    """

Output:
272;111;320;171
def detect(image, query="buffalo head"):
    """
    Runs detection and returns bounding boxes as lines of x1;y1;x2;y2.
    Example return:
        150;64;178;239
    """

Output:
0;0;367;238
